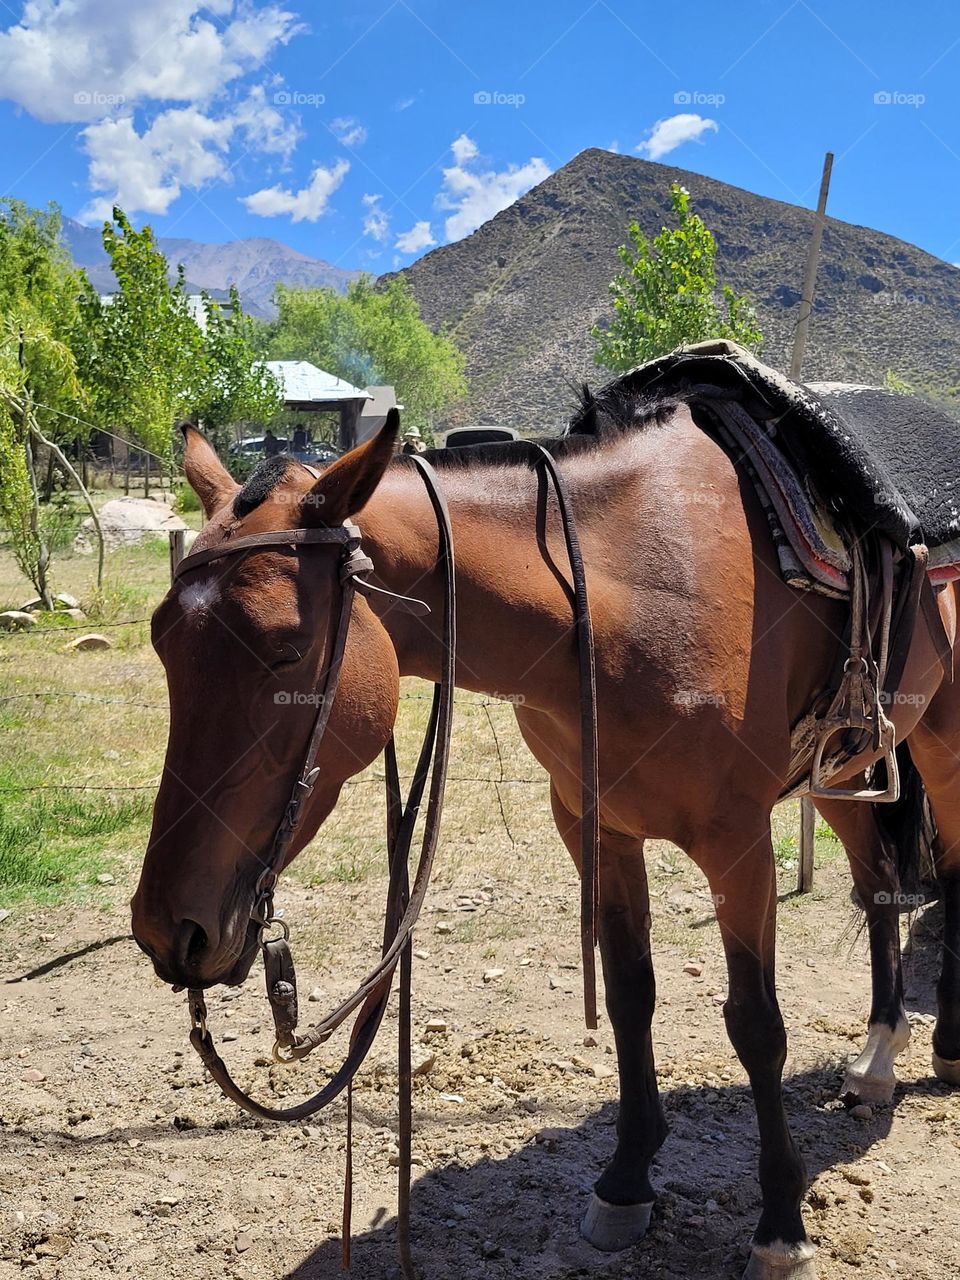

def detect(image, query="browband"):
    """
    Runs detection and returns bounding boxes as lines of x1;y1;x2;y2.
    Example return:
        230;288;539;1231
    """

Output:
173;521;430;616
173;524;360;579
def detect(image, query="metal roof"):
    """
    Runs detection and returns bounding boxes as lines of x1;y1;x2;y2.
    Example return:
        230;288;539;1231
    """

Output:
260;360;372;404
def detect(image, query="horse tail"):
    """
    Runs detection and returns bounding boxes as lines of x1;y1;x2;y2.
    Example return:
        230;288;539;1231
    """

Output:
872;739;939;905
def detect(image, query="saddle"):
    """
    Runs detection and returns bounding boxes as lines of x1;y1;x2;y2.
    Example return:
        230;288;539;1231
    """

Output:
604;340;958;803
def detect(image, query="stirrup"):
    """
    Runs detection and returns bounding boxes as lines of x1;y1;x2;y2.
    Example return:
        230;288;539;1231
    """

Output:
809;717;900;803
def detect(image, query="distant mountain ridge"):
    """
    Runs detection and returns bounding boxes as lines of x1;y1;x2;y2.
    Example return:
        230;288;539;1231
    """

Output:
60;217;359;317
388;148;960;429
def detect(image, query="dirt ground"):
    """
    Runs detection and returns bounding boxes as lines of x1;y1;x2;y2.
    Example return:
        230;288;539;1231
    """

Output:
2;840;960;1280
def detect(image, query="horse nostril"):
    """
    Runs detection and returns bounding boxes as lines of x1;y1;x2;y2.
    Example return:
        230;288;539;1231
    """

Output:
176;918;209;971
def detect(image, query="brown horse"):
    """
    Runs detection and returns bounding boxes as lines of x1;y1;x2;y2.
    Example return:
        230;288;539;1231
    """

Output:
132;405;960;1280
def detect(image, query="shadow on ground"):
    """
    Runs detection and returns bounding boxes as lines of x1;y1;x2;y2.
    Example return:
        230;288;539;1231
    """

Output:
279;1060;945;1280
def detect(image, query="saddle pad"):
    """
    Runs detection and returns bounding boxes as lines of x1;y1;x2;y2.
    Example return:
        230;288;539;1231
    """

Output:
604;340;960;554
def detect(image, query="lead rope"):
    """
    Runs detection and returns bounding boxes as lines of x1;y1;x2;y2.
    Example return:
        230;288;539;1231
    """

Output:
535;447;601;1029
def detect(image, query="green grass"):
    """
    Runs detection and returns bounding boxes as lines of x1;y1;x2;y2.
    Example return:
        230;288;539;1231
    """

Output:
0;778;153;904
774;833;798;866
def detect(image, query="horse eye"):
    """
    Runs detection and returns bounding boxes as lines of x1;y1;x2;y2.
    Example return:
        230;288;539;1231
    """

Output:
271;643;304;670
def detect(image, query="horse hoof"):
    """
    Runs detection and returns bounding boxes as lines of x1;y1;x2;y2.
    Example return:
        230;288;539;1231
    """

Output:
932;1052;960;1086
580;1194;653;1251
743;1241;818;1280
840;1068;896;1105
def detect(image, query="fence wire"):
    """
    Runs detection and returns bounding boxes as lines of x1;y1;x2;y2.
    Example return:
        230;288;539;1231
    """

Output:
0;689;544;797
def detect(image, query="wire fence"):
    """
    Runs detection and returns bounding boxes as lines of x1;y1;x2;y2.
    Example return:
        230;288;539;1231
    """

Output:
0;689;545;801
0;617;153;636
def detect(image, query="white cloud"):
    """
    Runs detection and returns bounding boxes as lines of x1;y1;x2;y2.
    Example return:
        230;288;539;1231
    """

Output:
241;159;350;223
450;133;478;166
438;138;550;243
233;85;300;157
80;107;235;221
394;221;436;254
76;85;303;222
331;116;367;147
0;2;308;220
637;113;718;161
393;95;415;112
362;193;389;241
0;0;300;124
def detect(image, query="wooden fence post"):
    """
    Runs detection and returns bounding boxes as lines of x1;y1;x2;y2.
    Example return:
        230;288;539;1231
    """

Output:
798;793;817;893
169;528;185;582
790;150;834;894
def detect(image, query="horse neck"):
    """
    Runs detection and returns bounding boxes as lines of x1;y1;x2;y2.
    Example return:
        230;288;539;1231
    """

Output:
360;458;579;711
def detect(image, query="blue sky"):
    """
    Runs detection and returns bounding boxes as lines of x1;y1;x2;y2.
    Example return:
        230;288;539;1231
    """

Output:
0;0;958;270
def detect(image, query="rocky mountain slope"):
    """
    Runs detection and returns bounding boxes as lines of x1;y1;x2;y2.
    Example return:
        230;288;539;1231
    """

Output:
391;148;960;430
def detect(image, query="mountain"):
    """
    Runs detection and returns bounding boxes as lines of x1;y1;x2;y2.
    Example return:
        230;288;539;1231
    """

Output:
60;218;359;318
391;148;960;430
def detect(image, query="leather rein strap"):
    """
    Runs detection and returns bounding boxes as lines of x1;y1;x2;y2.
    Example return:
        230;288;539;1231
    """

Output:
535;447;600;1030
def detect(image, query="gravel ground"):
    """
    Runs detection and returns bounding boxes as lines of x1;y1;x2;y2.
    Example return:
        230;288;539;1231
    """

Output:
2;852;960;1280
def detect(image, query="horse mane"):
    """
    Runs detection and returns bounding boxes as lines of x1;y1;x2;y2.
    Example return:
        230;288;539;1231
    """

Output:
397;379;683;473
232;455;297;517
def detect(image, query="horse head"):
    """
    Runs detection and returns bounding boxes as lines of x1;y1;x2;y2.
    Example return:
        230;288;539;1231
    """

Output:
131;418;400;988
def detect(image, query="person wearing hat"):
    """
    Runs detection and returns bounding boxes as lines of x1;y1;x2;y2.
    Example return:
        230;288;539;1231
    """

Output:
400;426;427;455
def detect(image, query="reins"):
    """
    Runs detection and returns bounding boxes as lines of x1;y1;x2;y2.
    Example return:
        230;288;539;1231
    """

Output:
534;447;601;1029
169;448;599;1273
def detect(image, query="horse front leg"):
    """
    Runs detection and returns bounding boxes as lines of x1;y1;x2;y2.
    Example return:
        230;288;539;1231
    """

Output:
695;811;816;1280
550;786;667;1251
813;794;910;1104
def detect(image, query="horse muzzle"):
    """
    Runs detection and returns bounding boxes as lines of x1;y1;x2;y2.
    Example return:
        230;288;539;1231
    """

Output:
131;894;260;990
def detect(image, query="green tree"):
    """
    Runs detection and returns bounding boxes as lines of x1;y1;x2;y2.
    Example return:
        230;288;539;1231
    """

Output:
193;286;282;451
0;200;87;436
77;208;205;469
593;183;763;372
0;200;93;605
264;275;466;432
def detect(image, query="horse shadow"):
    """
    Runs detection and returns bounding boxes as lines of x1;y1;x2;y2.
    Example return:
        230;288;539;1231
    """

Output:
902;898;944;1018
282;1058;946;1280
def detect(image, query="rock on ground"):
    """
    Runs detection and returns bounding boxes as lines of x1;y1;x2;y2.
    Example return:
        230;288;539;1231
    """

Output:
74;497;186;552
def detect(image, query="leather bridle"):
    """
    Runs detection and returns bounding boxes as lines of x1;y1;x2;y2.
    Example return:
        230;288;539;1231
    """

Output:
167;449;600;1277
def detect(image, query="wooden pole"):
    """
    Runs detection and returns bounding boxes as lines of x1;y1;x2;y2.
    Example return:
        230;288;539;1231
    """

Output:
169;528;186;582
791;151;834;894
799;793;817;894
790;151;834;381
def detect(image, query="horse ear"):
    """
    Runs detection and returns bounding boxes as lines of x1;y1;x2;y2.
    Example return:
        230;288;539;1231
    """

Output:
180;423;239;518
302;409;400;525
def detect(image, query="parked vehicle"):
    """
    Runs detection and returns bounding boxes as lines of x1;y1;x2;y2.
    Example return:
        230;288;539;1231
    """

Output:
230;436;342;468
440;426;519;449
